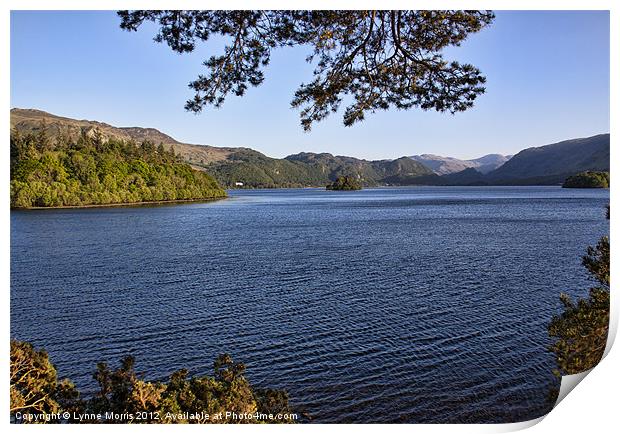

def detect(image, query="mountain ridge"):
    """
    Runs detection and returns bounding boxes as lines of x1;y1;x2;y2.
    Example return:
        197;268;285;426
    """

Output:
485;134;610;184
10;108;239;167
9;108;508;173
11;108;610;188
410;153;511;175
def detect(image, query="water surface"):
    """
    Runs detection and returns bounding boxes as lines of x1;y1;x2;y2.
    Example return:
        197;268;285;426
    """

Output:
10;186;609;423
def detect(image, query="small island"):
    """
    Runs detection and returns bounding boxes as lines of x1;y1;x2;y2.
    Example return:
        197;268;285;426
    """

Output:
562;171;609;188
326;176;362;191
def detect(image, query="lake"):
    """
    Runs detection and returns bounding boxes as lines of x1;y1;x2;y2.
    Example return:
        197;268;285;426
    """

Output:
10;186;609;423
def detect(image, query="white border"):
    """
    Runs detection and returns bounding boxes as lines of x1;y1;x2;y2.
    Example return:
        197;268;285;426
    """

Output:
2;1;617;433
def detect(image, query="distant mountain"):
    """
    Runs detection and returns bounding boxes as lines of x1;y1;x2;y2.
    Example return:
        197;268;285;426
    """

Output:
484;134;610;184
410;153;511;175
281;152;433;187
408;135;610;186
469;154;514;174
11;108;609;188
204;151;433;188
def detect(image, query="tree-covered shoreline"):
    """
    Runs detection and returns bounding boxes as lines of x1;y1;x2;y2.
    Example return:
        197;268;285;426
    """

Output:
10;129;227;209
562;171;609;189
16;197;225;210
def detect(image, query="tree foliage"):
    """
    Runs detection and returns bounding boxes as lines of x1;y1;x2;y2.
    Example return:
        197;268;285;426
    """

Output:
562;171;609;189
548;206;610;376
10;341;294;424
582;236;610;288
10;340;80;421
10;129;226;208
117;10;495;130
326;175;362;191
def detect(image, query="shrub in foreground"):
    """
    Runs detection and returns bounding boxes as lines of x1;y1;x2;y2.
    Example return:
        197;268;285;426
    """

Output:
548;205;610;376
10;341;294;424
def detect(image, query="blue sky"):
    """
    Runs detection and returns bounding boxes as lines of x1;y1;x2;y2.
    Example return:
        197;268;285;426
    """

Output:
10;10;610;160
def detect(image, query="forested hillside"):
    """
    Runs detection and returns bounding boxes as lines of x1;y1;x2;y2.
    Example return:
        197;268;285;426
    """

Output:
201;151;434;188
10;130;226;208
285;153;433;184
11;108;238;166
485;134;610;184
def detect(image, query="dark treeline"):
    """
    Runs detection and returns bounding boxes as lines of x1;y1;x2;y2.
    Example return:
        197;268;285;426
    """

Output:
10;129;226;208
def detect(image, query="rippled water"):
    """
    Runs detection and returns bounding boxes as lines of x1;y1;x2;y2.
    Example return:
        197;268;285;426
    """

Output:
11;186;609;423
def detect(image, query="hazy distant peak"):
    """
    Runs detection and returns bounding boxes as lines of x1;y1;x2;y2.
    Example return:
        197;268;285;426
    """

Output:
410;153;511;175
469;153;509;164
